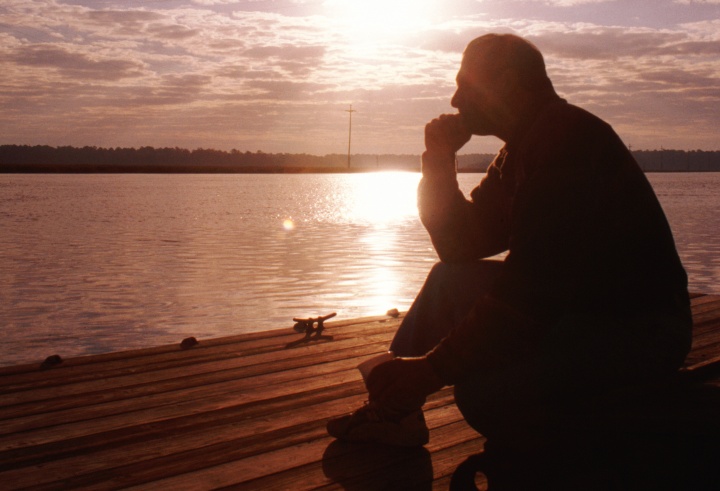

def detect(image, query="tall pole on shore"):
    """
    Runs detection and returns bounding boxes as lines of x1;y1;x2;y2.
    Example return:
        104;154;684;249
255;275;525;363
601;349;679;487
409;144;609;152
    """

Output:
345;104;356;169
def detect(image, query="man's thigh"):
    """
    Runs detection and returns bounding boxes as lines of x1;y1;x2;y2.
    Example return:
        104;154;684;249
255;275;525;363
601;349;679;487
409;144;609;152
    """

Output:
390;260;503;356
453;310;691;450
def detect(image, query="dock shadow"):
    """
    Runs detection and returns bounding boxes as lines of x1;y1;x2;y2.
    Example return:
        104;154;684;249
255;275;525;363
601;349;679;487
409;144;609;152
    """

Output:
322;440;433;490
284;334;333;349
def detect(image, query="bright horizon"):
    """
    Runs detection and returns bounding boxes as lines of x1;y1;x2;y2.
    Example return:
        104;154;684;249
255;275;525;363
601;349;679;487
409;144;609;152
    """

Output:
1;0;719;156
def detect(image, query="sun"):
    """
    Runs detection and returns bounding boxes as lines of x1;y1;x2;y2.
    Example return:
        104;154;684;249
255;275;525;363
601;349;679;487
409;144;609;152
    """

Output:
323;0;441;45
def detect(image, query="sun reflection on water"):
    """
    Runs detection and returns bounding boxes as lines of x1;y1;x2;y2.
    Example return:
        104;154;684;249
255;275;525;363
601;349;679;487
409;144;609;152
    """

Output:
342;171;420;225
337;171;422;314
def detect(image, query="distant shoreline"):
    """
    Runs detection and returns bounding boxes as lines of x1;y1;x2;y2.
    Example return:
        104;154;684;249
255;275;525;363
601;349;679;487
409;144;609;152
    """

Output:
3;166;719;174
2;145;719;173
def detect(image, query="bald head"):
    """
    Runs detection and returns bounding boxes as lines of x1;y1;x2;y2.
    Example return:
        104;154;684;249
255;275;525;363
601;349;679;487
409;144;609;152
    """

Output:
464;33;556;99
450;33;559;141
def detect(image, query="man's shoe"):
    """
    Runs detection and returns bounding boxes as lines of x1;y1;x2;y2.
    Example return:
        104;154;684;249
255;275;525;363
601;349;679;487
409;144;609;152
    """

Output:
326;402;429;447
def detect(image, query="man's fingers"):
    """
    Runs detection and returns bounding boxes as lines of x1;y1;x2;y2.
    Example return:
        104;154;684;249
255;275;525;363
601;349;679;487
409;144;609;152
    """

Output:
425;113;471;155
366;359;403;400
365;361;390;392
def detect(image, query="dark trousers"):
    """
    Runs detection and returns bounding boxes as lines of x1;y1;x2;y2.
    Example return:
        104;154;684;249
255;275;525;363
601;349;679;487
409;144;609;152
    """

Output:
390;260;692;452
390;260;504;358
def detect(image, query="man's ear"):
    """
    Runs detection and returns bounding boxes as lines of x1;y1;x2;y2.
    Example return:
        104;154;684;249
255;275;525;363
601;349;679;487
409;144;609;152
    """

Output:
496;67;522;96
497;66;533;112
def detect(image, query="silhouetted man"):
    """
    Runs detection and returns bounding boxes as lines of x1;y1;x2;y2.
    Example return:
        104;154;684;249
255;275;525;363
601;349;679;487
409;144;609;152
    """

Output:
328;33;691;478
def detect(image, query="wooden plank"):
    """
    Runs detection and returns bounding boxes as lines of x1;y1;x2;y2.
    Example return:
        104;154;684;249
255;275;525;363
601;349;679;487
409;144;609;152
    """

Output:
0;333;397;426
238;414;481;491
105;399;472;490
0;382;367;474
691;293;720;312
0;313;398;376
0;294;717;491
689;324;720;352
693;309;720;328
685;345;720;371
0;316;402;391
0;396;351;488
0;336;391;410
692;299;720;316
0;366;363;450
13;393;461;490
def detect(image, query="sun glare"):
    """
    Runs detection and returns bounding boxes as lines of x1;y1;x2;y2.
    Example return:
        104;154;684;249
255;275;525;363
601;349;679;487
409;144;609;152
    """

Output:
282;218;295;231
344;171;420;225
324;0;441;47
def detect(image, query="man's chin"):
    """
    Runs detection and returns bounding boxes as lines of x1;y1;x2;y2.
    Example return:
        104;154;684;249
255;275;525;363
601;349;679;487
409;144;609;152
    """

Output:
459;115;492;136
469;126;494;137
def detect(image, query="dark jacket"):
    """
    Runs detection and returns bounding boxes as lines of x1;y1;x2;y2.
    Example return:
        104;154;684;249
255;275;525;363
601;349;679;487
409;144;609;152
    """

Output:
423;100;691;385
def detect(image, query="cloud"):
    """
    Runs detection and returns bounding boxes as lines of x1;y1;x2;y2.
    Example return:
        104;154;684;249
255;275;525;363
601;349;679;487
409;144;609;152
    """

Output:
86;10;164;24
9;44;145;80
530;27;682;59
82;8;204;46
242;79;331;99
192;0;239;4
510;0;614;4
532;28;720;60
639;69;718;87
146;24;201;40
0;0;718;153
512;22;720;150
115;73;214;106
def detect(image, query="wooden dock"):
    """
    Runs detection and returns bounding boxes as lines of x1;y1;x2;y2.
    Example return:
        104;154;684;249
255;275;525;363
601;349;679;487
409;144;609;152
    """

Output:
1;294;719;490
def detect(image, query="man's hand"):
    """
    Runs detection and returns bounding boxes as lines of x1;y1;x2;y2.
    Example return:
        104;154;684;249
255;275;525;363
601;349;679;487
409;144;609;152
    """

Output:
423;114;472;176
425;114;472;157
365;357;445;414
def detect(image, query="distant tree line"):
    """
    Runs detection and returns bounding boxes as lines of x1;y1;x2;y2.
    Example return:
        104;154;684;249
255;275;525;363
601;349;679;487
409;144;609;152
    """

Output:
0;145;349;173
0;145;718;173
632;149;720;172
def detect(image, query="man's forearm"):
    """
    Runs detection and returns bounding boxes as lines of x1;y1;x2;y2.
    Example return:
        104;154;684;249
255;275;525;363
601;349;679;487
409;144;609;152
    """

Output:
417;167;464;250
421;150;457;179
418;148;462;233
419;113;508;261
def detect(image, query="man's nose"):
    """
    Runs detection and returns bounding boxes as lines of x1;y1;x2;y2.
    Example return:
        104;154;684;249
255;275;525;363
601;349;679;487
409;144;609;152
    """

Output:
450;90;460;108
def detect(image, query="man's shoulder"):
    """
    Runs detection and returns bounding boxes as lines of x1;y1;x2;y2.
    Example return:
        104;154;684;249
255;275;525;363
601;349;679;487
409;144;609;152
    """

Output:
524;101;618;153
538;101;611;135
516;100;629;175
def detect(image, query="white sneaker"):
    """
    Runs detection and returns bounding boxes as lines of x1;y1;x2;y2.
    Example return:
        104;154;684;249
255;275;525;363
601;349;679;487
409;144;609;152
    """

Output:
326;402;429;447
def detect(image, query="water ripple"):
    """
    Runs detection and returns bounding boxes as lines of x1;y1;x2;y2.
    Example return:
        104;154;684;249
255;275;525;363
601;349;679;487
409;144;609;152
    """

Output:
0;172;717;366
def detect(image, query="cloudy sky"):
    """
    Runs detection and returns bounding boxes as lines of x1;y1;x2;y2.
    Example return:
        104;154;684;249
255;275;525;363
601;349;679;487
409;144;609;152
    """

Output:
1;0;718;155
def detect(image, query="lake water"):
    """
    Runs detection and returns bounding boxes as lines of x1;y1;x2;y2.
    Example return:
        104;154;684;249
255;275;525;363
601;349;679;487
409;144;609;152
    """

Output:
1;172;719;367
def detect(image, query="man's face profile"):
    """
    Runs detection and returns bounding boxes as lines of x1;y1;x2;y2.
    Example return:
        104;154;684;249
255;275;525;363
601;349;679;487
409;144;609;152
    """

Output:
451;50;507;138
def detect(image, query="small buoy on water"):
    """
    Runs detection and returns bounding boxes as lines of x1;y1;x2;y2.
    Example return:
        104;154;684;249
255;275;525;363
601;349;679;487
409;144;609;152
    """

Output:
41;354;63;369
386;308;400;318
180;337;199;350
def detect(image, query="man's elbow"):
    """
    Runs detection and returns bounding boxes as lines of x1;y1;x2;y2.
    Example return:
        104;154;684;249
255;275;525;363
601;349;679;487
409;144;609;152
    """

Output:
433;238;507;263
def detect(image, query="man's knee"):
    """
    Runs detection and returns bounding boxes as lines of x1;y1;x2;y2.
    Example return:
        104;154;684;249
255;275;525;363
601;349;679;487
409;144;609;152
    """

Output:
425;261;464;285
454;376;552;452
427;259;503;280
425;259;503;300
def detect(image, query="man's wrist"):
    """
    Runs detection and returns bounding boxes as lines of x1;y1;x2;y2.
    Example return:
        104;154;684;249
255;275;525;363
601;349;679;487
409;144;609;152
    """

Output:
425;345;463;386
422;150;457;178
418;356;446;393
